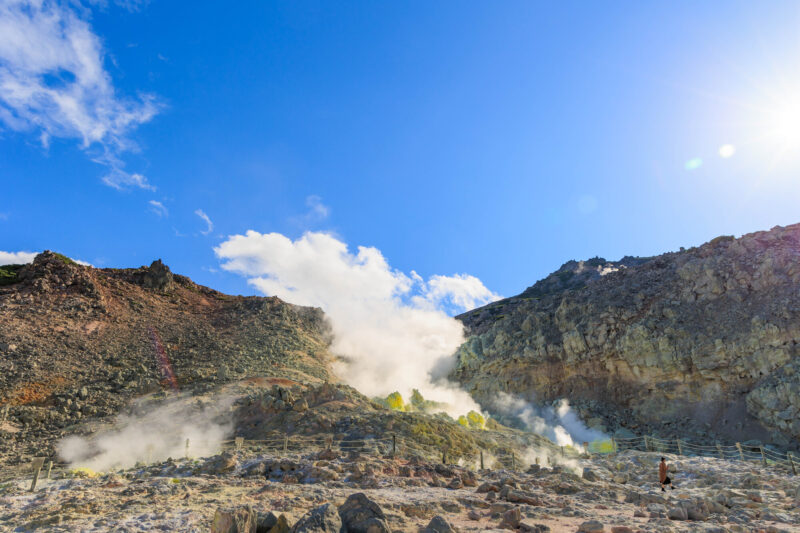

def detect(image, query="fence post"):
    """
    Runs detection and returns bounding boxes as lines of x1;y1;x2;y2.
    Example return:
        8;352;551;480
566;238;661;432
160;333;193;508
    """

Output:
583;442;589;456
392;434;396;457
185;438;190;459
480;450;484;470
46;460;53;480
676;439;683;456
611;437;617;453
760;446;767;467
511;452;516;471
560;446;564;457
788;452;797;475
736;442;744;461
442;449;447;465
716;443;723;460
283;435;288;454
30;458;45;492
535;456;540;466
644;436;650;452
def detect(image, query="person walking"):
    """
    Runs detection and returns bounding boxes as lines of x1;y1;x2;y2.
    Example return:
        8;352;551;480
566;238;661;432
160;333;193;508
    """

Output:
659;457;674;491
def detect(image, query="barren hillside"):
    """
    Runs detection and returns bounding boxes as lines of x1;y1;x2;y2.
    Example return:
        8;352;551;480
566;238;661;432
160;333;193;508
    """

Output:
454;223;800;449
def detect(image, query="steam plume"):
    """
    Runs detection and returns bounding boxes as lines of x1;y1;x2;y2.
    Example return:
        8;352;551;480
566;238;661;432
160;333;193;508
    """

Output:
58;395;233;471
215;231;500;416
490;393;608;448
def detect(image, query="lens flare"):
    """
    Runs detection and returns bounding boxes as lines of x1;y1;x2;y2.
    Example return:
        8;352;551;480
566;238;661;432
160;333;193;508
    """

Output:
685;157;703;170
718;144;736;158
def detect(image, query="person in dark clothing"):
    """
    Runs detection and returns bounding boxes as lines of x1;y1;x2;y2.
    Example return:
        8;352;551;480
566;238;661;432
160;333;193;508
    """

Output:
659;457;675;491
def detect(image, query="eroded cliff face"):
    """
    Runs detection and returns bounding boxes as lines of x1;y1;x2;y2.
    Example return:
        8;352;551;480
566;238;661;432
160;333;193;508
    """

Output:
0;252;335;457
453;224;800;446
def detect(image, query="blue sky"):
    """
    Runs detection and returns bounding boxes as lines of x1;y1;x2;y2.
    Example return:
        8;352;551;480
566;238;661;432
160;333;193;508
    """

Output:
3;1;800;301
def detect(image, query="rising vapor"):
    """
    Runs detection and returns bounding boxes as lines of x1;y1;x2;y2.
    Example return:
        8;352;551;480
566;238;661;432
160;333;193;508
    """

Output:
215;230;500;417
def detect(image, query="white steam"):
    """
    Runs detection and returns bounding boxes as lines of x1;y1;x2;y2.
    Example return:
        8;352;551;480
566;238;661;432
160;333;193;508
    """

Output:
58;396;233;471
491;393;608;448
214;231;500;416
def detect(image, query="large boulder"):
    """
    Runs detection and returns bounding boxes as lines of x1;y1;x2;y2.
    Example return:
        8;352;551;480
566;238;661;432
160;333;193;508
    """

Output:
338;493;390;533
422;515;455;533
211;506;258;533
292;503;342;533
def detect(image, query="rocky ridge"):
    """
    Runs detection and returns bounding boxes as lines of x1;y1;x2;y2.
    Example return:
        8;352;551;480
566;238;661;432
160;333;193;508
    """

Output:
0;251;334;459
453;223;800;448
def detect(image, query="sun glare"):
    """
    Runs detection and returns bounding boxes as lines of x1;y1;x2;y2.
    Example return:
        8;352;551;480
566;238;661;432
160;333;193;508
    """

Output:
762;101;800;153
718;144;736;158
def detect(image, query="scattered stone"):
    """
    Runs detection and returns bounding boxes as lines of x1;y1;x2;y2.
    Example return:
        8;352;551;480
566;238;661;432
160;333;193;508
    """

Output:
576;520;604;533
291;503;341;533
268;514;291;533
667;506;688;521
448;476;463;490
519;522;550;533
257;511;278;533
422;515;455;533
499;507;521;530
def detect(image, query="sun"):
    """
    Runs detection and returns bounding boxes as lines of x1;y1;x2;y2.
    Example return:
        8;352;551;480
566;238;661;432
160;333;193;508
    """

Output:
762;100;800;154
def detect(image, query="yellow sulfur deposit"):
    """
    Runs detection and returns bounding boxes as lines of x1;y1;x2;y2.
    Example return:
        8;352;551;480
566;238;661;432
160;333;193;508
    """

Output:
386;391;406;411
588;439;615;454
466;410;485;429
70;467;98;478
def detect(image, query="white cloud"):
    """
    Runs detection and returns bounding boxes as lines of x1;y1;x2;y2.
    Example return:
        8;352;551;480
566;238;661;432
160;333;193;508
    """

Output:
420;273;500;313
215;231;500;416
148;199;167;217
102;168;154;191
0;250;37;265
195;209;213;235
0;250;91;266
0;0;158;189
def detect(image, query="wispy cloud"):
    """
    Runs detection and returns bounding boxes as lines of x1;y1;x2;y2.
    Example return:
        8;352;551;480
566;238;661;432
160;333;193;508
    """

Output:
305;195;330;219
148;200;167;217
0;0;159;190
290;195;331;228
194;209;213;235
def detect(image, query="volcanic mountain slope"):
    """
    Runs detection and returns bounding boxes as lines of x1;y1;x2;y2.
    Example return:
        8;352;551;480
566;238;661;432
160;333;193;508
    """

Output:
453;223;800;448
0;251;334;456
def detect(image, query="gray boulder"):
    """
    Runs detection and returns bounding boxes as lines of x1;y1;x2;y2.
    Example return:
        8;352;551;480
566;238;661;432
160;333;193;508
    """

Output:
211;506;257;533
338;493;390;533
292;503;341;533
422;515;455;533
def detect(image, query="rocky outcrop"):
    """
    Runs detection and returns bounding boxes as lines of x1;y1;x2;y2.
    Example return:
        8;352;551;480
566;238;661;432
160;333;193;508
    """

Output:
134;259;174;290
453;223;800;447
0;253;335;458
